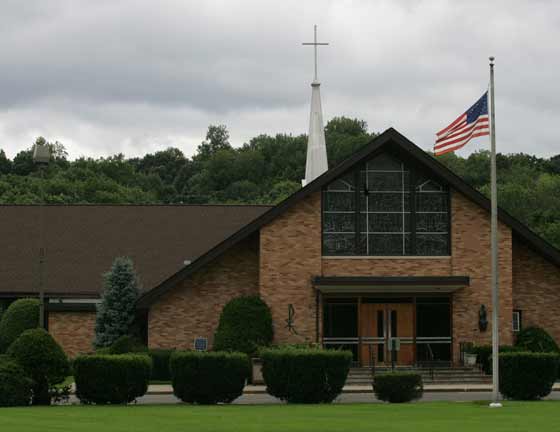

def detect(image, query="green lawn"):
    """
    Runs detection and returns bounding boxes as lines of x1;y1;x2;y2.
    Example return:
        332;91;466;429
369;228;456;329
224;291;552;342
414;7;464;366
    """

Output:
1;402;560;432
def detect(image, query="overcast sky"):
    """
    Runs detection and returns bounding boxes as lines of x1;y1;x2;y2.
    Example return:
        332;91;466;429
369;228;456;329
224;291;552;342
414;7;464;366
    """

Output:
0;0;559;160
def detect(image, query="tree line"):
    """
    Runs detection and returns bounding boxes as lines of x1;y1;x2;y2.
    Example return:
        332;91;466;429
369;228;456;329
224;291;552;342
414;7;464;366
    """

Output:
1;116;559;248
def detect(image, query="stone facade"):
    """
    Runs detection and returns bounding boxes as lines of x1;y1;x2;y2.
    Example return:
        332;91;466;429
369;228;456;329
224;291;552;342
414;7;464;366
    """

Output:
48;311;96;357
148;236;259;349
513;237;560;343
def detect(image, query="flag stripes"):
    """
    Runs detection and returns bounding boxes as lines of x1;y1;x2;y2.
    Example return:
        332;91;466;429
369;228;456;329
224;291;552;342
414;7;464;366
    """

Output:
434;92;490;156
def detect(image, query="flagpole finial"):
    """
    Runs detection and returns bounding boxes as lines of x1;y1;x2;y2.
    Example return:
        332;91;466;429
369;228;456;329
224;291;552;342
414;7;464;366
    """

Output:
489;56;495;65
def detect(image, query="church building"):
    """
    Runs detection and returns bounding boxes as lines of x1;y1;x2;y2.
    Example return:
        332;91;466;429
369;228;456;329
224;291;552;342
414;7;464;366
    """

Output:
1;127;560;365
1;30;559;366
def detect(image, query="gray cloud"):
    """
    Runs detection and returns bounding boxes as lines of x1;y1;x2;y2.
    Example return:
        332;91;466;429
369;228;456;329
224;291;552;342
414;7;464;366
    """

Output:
0;0;559;159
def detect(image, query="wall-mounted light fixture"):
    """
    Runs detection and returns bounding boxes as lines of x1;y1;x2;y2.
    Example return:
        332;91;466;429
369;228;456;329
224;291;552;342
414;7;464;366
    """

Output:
479;304;488;332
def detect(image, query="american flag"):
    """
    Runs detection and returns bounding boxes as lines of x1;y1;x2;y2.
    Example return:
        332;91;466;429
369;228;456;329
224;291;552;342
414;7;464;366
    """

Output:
434;92;490;156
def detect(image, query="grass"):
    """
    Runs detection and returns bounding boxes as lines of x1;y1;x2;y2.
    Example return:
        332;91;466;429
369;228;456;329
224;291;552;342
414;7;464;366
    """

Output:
1;402;560;432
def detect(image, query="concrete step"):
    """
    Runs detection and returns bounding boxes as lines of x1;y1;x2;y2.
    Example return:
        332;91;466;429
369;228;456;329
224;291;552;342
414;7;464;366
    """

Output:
346;367;490;385
349;373;488;378
349;370;484;376
347;376;491;381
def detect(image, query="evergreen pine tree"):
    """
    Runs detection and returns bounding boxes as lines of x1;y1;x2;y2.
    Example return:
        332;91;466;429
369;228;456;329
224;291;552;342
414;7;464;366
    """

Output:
94;257;139;348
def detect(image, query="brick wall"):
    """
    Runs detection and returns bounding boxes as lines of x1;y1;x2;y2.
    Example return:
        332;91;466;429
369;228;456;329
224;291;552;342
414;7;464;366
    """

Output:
259;192;322;344
48;311;96;357
513;237;560;344
450;191;513;360
258;189;515;363
148;236;259;349
322;258;452;277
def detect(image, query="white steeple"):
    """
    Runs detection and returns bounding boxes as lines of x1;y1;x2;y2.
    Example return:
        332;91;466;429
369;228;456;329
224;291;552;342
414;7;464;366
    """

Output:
302;25;329;186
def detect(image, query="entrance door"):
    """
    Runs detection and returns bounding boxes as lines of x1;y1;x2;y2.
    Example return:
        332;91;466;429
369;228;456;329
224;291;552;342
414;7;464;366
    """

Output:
360;302;414;366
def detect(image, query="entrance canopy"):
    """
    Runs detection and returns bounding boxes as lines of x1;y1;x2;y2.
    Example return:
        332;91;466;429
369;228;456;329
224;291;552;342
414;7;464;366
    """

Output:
313;276;469;294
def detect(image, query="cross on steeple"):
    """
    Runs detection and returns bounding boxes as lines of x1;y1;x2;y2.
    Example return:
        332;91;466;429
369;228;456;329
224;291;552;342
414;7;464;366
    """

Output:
302;24;329;82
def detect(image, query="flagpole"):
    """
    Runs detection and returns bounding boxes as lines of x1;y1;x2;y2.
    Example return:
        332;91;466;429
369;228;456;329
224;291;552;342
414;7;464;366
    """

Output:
489;56;502;408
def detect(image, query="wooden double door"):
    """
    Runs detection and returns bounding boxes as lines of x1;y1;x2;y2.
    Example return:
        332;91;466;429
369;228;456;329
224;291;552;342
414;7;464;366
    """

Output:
359;302;414;366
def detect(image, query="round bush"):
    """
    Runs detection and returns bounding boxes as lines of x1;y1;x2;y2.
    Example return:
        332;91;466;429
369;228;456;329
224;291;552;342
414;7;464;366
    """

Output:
515;326;559;353
74;354;152;404
108;335;148;354
0;355;32;406
261;347;352;403
149;349;175;381
471;345;521;374
500;352;559;400
0;298;39;352
373;372;423;403
213;296;273;356
7;328;69;405
170;351;249;404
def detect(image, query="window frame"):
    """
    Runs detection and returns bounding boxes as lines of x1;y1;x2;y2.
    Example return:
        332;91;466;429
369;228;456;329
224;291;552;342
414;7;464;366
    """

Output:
512;310;522;332
321;153;452;257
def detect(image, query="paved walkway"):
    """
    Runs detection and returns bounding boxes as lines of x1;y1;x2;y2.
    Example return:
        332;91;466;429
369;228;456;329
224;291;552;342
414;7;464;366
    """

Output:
128;391;560;405
146;383;560;395
64;384;560;405
65;383;560;405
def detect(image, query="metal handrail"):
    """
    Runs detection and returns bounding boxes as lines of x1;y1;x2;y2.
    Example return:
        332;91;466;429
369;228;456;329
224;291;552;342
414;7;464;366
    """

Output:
427;343;435;381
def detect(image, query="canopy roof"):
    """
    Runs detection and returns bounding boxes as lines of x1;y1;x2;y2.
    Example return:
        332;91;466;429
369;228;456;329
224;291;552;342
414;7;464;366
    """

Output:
313;276;470;294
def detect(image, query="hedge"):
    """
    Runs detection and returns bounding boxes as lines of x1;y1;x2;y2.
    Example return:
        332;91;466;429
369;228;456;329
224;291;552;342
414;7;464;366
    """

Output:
0;355;32;406
149;349;174;381
261;347;352;403
373;372;423;403
515;326;559;353
7;328;69;405
470;345;521;374
499;352;559;400
213;296;273;356
108;335;148;354
0;298;39;352
170;351;249;404
74;354;152;404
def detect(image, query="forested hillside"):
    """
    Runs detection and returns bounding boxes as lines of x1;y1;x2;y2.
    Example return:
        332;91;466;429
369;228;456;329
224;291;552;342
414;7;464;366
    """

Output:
1;117;559;248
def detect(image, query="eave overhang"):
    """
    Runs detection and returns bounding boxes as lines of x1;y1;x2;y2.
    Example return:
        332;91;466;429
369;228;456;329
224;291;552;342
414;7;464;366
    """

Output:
313;276;470;294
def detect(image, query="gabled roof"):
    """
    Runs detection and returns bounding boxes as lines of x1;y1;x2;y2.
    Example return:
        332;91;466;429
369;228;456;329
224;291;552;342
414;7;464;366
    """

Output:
137;127;560;307
0;204;270;298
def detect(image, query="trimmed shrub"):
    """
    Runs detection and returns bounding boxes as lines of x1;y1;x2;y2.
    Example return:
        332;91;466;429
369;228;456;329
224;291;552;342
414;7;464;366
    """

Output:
471;345;521;374
0;298;39;352
150;349;174;381
74;354;152;404
373;372;423;403
499;351;559;400
0;355;32;406
7;328;69;405
213;296;273;356
515;326;559;353
261;347;352;403
170;351;249;404
108;335;148;354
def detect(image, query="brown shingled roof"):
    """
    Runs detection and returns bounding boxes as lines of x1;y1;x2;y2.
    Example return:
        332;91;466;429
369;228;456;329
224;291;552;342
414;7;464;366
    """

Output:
0;204;270;298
